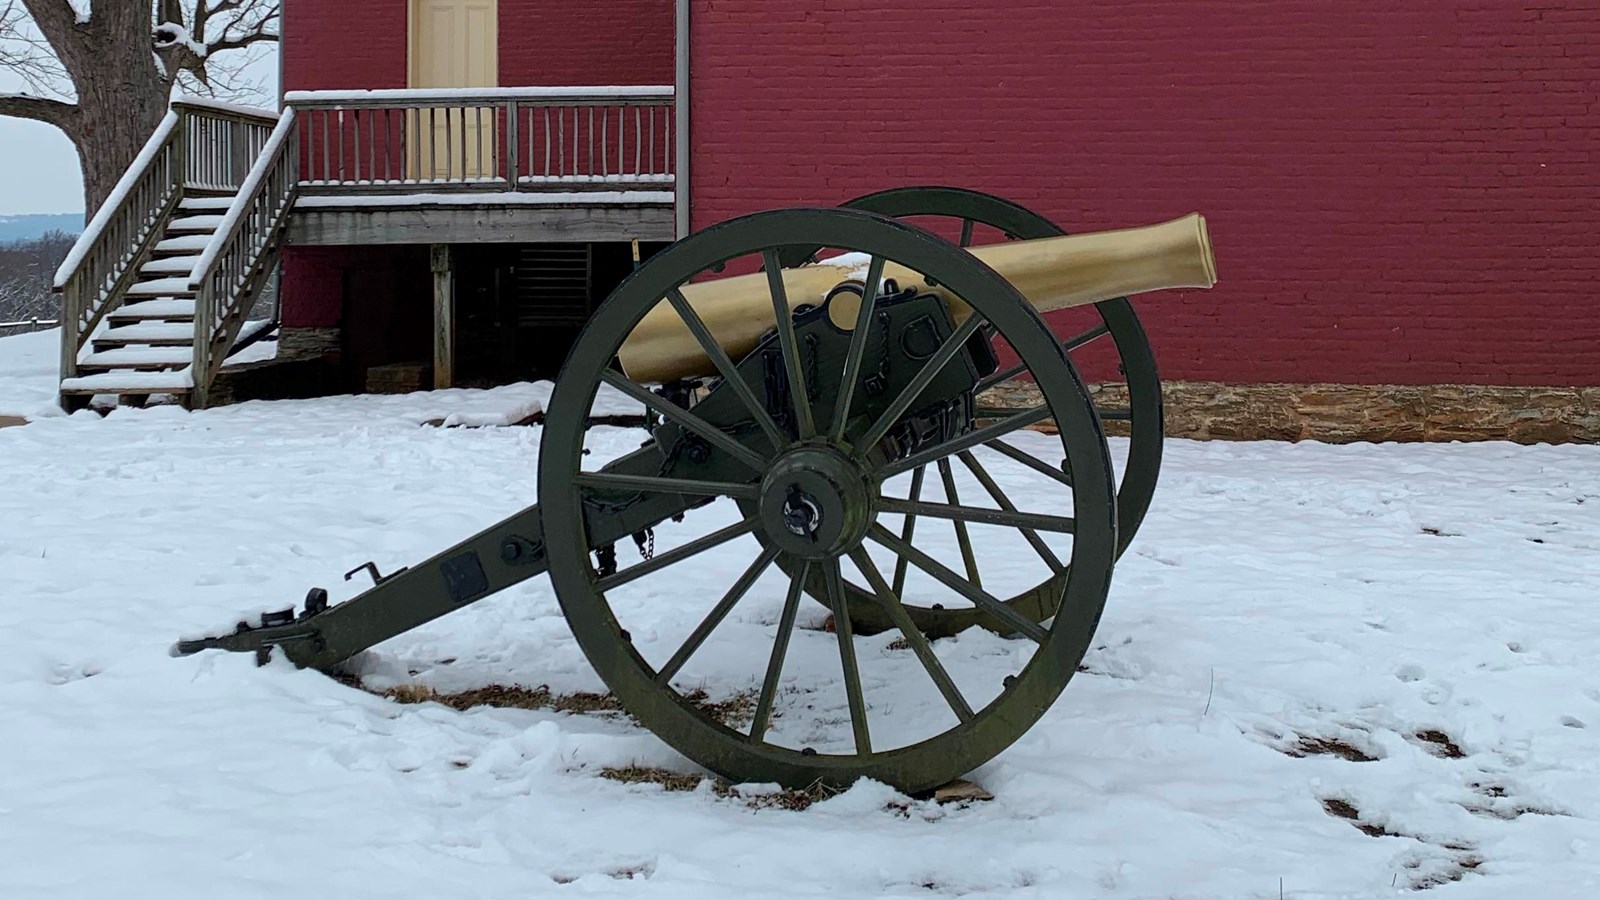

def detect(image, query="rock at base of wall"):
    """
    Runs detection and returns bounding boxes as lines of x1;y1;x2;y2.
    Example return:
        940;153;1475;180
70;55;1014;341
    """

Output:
978;381;1600;444
366;362;432;395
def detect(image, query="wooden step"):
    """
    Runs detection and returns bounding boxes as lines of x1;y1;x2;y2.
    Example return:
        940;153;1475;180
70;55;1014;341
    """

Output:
179;196;236;211
125;277;197;299
92;321;195;349
167;215;225;235
139;254;203;277
107;298;197;323
152;234;213;257
79;347;193;371
60;370;193;395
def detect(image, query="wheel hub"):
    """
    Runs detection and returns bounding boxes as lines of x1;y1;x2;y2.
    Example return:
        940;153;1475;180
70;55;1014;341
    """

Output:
758;446;875;560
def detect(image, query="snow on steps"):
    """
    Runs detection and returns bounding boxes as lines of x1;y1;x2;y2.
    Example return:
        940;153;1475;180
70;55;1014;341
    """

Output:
59;369;193;393
79;347;194;370
126;277;197;298
153;234;213;255
178;196;236;211
139;255;203;276
93;322;195;345
108;298;197;321
166;214;225;235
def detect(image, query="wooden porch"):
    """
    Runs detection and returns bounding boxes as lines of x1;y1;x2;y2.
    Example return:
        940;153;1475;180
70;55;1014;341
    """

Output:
53;87;679;410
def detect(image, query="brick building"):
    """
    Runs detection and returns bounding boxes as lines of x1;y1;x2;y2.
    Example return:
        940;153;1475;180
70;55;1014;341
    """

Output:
58;1;1600;438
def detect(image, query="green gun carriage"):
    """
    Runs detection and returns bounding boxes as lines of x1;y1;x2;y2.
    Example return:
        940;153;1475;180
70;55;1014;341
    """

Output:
179;188;1217;794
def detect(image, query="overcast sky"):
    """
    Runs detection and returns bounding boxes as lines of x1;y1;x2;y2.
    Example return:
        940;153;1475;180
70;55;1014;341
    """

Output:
0;49;279;217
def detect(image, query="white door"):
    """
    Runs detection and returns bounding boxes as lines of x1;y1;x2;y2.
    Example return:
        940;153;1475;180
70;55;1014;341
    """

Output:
409;0;498;180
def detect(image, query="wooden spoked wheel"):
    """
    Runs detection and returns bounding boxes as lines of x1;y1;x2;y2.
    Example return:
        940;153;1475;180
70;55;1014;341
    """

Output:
537;208;1118;792
770;187;1163;637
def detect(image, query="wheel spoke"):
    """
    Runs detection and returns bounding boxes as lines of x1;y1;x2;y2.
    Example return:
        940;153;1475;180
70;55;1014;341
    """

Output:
764;248;816;439
849;548;974;724
957;450;1065;573
1097;406;1132;422
600;370;770;474
958;218;975;249
751;560;808;744
891;465;926;597
597;516;757;592
975;323;1112;393
867;524;1050;643
574;471;759;501
830;254;887;442
825;559;872;755
879;496;1076;534
664;287;789;452
986;438;1072;488
655;545;780;684
858;313;987;453
882;404;1053;478
937;458;982;589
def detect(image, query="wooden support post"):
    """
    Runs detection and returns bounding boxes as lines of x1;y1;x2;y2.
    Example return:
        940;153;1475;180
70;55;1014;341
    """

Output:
431;244;454;389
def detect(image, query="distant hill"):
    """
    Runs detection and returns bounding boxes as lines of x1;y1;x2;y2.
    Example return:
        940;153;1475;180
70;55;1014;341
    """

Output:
0;214;84;244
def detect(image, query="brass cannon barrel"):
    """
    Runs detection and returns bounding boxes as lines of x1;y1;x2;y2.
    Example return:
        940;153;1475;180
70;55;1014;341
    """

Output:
618;213;1217;384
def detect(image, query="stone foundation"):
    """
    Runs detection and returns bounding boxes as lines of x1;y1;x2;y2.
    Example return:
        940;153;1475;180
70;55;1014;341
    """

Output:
979;381;1600;444
366;362;431;395
277;326;341;360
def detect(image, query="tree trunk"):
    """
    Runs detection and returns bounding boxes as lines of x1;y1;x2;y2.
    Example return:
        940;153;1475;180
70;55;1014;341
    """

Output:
73;73;170;217
64;7;172;217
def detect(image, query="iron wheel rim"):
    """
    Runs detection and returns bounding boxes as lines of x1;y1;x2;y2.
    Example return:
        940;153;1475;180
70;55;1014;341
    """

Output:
538;207;1117;793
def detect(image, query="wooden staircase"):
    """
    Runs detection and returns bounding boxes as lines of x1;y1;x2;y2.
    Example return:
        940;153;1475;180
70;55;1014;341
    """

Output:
61;199;230;404
55;100;299;411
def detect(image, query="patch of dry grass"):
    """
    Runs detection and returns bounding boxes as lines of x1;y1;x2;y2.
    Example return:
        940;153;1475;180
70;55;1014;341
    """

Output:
383;683;625;715
598;765;845;812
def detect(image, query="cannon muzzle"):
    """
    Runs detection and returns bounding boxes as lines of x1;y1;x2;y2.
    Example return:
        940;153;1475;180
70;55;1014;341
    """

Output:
618;213;1216;384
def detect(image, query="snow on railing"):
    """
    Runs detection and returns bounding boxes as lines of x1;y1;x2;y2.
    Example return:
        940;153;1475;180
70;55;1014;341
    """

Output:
189;107;299;408
53;111;181;291
286;86;675;193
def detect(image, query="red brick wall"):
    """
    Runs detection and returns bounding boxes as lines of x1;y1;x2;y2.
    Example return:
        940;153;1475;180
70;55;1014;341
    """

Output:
689;2;1600;386
499;0;673;86
281;0;408;92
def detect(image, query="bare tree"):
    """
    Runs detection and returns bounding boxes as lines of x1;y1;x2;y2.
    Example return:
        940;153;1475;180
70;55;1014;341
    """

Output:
0;230;75;333
0;0;278;216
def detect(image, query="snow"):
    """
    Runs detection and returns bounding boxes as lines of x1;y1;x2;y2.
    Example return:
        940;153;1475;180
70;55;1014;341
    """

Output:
111;298;196;318
155;235;213;253
53;111;180;289
294;191;677;208
153;22;209;59
99;322;196;342
0;328;65;418
285;86;674;103
78;346;191;367
168;94;277;121
57;368;194;392
518;174;677;185
126;277;199;296
2;327;1599;898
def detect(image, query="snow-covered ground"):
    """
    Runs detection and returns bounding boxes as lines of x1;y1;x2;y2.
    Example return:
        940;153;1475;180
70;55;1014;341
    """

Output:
1;329;1597;899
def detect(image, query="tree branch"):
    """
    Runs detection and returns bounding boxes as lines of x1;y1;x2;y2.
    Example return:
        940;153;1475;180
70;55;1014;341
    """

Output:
16;0;81;52
207;25;276;56
0;91;78;134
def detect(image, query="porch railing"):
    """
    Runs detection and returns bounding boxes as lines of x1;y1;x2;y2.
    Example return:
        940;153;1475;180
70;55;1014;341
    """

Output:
189;108;300;407
53;99;278;388
284;87;675;194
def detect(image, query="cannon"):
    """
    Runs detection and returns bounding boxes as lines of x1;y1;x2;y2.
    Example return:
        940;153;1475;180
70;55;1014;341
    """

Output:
178;188;1217;794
